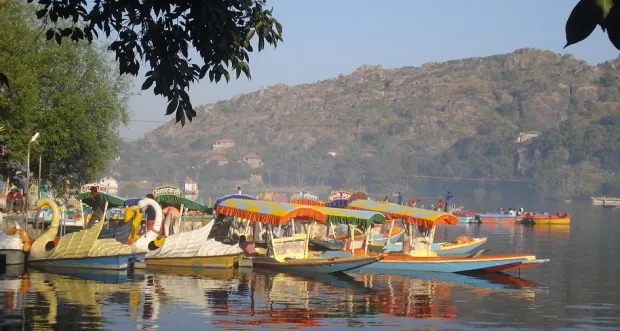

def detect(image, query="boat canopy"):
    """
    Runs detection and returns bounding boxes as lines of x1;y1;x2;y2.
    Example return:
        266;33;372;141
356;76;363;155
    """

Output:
124;197;142;207
326;190;352;208
213;193;256;209
216;198;326;225
155;194;207;212
289;198;325;206
77;192;126;208
347;200;458;227
310;205;385;227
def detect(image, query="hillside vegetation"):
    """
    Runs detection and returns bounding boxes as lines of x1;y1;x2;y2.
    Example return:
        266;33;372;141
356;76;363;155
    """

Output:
114;48;620;201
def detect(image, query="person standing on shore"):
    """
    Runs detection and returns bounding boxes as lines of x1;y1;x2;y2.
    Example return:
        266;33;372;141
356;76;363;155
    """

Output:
397;192;403;205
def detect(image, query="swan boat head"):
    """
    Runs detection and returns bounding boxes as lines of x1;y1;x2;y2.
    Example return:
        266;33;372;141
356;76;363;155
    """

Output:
134;198;166;252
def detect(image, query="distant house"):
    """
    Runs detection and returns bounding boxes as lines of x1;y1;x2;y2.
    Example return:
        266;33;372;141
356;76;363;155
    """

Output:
515;131;540;144
243;153;263;168
360;152;374;159
184;177;198;194
213;138;235;150
207;154;229;166
328;150;337;157
99;176;119;190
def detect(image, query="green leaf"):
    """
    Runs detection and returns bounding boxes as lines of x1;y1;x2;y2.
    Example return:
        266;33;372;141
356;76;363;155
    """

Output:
604;4;620;50
141;77;155;90
240;62;251;79
596;0;614;18
565;0;603;48
166;95;179;115
245;29;255;41
45;29;54;40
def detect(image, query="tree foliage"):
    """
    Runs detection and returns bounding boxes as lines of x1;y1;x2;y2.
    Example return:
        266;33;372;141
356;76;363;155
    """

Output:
26;0;282;125
565;0;620;50
0;1;130;194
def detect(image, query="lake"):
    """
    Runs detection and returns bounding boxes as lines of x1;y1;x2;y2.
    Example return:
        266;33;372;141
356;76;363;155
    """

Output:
1;202;619;330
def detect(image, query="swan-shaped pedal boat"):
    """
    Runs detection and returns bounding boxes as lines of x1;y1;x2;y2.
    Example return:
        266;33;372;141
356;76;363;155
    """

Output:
134;198;243;269
27;197;145;270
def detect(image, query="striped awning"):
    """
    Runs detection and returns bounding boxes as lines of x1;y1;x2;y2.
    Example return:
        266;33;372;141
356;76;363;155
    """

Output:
348;200;458;227
310;205;385;227
216;199;326;225
213;194;256;208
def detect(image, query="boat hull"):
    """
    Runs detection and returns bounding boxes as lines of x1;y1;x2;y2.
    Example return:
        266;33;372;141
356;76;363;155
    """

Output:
359;253;548;273
519;217;571;225
0;249;25;265
475;214;517;223
251;256;382;274
27;253;145;270
457;216;475;223
144;253;244;269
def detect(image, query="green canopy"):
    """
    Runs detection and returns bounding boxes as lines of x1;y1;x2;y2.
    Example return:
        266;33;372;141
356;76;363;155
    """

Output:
154;194;207;212
77;192;126;208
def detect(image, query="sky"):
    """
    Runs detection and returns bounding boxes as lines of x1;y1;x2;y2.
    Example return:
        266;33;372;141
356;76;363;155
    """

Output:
120;0;620;139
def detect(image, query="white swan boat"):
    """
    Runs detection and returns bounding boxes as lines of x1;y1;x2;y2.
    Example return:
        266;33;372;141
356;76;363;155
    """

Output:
133;198;244;269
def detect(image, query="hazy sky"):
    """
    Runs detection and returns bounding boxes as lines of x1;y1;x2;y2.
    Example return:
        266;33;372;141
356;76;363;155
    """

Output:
120;0;620;139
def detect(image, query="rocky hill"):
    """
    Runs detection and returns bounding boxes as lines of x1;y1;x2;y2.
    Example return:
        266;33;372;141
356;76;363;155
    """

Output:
115;48;620;200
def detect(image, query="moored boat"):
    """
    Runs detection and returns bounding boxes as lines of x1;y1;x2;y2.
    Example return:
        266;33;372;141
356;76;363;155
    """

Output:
474;213;517;223
348;200;549;273
133;197;244;269
518;212;571;225
0;219;31;265
215;198;384;274
27;197;145;270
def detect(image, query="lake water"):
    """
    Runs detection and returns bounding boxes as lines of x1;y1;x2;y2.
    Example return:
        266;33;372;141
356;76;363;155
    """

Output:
1;202;619;330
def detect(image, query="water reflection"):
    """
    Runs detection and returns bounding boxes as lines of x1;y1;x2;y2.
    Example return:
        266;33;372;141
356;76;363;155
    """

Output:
0;264;546;330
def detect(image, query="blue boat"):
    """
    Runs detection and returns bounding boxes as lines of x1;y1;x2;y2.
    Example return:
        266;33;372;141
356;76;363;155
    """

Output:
28;253;145;270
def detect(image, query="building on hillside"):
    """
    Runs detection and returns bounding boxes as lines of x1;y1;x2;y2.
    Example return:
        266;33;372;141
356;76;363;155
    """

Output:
99;176;119;190
184;177;198;194
243;153;263;168
360;152;375;159
515;131;540;144
212;138;235;150
207;154;229;166
328;150;337;157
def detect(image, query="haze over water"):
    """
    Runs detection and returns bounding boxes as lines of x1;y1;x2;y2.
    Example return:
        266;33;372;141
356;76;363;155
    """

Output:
1;202;619;330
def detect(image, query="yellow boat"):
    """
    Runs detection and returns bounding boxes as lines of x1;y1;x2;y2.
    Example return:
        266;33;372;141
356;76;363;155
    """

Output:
519;213;571;225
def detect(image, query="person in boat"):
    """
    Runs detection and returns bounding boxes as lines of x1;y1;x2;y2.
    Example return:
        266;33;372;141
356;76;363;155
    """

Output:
238;235;259;256
498;207;504;214
436;199;445;212
508;208;516;216
445;191;453;212
144;193;158;233
237;186;242;194
383;196;390;202
397;192;403;205
5;186;23;213
86;186;106;227
517;207;524;216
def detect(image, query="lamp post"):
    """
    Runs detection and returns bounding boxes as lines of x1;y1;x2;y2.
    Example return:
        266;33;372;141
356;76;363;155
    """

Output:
38;154;42;198
25;132;40;210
